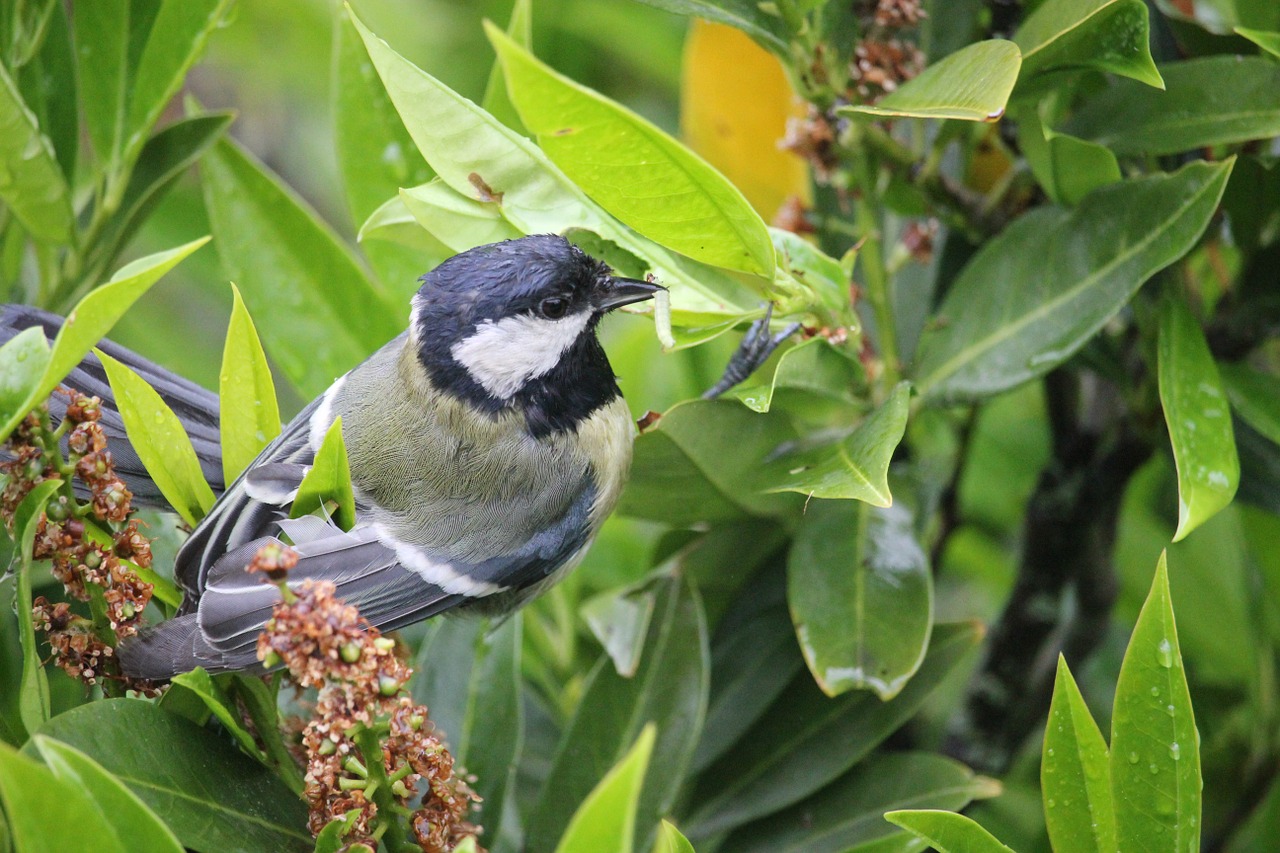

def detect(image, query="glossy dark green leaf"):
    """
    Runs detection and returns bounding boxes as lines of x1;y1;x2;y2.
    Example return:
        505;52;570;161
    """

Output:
619;400;800;523
757;382;909;504
0;328;50;421
1236;26;1280;57
788;500;932;699
93;113;233;279
625;0;788;52
0;740;128;853
729;338;863;414
1158;295;1238;541
490;24;774;277
1068;56;1280;155
0;238;209;443
169;669;266;762
15;1;76;183
553;726;655;853
350;11;762;328
32;699;311;853
1015;0;1163;88
411;614;522;847
122;0;231;167
844;41;1021;122
0;62;72;243
1018;112;1122;206
14;479;62;738
33;737;184;853
201;136;400;398
99;350;216;527
291;417;355;531
527;576;708;853
883;811;1014;853
1042;657;1115;853
1110;553;1201;851
581;586;656;678
1221;363;1280;447
915;160;1232;403
685;622;983;839
219;284;282;483
720;752;999;853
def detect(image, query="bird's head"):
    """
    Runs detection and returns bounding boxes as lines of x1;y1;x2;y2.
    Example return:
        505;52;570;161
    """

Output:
410;235;661;430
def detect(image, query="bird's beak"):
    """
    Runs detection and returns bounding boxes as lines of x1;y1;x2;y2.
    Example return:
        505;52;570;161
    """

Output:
593;277;665;312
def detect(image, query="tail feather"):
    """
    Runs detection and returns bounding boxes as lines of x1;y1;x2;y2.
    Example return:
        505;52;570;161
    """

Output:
0;305;226;507
117;613;264;679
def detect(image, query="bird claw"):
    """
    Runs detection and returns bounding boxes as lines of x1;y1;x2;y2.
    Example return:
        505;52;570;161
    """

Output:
702;304;803;400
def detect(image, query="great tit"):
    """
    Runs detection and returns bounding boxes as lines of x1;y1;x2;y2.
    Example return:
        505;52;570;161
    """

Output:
3;234;662;679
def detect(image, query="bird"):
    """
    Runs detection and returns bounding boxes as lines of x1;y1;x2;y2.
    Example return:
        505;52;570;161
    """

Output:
5;234;662;679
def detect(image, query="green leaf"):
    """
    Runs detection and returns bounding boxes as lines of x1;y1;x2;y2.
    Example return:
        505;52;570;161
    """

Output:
411;615;522;847
0;740;128;853
686;622;983;839
122;0;231;168
0;328;51;420
399;179;523;252
219;284;282;483
1158;295;1239;542
33;737;184;853
169;669;267;763
1018;111;1122;206
1068;56;1280;155
291;417;355;531
1042;657;1116;853
98;350;216;527
915;159;1232;403
31;699;311;853
788;500;932;699
1110;552;1201;852
17;1;77;184
720;752;1000;853
480;0;532;132
0;62;73;243
73;1;128;171
93;112;233;281
626;0;788;52
349;10;765;328
1014;0;1163;89
201;136;401;398
489;23;774;277
656;821;697;853
1221;364;1280;447
619;400;800;524
1235;26;1280;57
844;40;1021;122
729;338;863;414
528;576;708;853
0;238;209;443
14;479;63;738
581;585;656;678
883;811;1014;853
553;725;656;853
757;382;910;504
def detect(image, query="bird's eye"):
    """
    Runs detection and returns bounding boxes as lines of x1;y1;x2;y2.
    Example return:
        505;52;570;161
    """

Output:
539;297;569;319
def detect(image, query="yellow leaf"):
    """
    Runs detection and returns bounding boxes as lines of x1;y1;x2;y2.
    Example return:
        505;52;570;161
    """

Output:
680;21;810;220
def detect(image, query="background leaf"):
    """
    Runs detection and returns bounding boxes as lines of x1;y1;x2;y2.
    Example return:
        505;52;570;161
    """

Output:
553;726;656;853
914;160;1231;403
1158;295;1239;542
0;64;72;244
1014;0;1163;88
883;810;1014;853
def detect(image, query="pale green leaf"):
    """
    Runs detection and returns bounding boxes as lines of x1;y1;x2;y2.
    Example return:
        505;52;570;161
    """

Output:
291;417;356;531
844;40;1021;122
1042;657;1116;853
480;0;533;132
883;810;1014;853
656;821;697;853
169;669;267;762
219;284;282;484
1158;295;1239;541
399;179;522;252
1110;553;1201;852
553;726;656;853
99;350;217;527
1235;26;1280;57
0;741;127;853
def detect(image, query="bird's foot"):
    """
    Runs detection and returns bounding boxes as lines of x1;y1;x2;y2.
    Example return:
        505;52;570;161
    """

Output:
702;304;803;400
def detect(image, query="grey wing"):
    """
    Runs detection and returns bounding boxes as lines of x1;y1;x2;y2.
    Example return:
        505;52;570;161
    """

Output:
173;396;322;610
0;304;225;504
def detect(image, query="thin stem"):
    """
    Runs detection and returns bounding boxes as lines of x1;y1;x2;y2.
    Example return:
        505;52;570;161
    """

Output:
355;725;412;853
854;153;901;386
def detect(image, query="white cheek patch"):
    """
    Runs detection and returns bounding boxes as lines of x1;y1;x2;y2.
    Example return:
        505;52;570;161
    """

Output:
450;310;592;399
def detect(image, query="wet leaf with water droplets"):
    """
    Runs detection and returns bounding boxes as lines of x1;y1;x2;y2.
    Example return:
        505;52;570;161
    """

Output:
1042;656;1116;852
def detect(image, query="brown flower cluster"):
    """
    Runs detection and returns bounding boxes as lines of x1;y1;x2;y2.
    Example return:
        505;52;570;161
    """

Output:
251;547;481;852
1;392;156;691
850;0;926;103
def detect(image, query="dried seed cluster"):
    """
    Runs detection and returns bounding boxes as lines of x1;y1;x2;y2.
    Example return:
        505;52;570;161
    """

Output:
850;0;926;103
251;547;481;852
2;392;156;692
